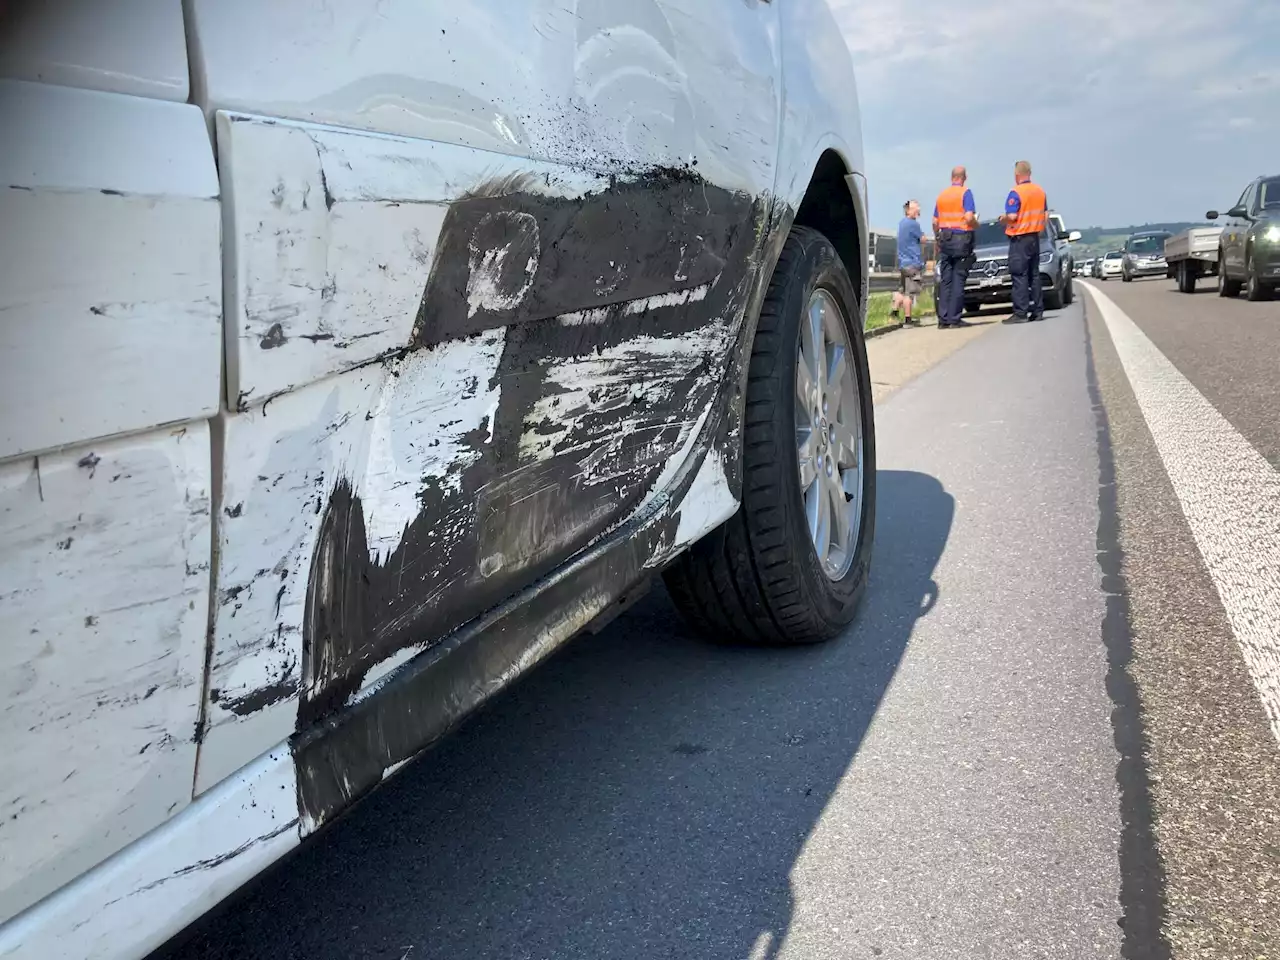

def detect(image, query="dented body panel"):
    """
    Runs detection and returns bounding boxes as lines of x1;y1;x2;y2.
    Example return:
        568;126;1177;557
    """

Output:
0;1;867;956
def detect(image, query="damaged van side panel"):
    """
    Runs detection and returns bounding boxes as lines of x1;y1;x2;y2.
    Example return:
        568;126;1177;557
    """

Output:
197;113;774;792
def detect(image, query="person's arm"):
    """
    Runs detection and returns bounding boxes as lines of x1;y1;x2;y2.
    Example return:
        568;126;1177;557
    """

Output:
962;188;978;229
998;189;1020;225
932;201;940;234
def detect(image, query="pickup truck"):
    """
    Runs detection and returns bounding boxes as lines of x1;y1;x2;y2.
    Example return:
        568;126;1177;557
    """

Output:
1164;226;1224;293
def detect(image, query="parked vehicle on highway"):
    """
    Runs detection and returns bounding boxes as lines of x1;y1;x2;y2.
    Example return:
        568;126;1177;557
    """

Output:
1210;174;1280;301
0;3;876;958
1048;211;1079;278
1099;251;1125;280
1121;231;1172;282
1080;258;1096;277
1165;225;1223;293
952;219;1076;313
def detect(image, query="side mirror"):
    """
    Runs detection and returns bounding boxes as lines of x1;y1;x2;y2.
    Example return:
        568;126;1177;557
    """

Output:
1067;230;1082;242
1205;210;1219;220
1227;205;1247;218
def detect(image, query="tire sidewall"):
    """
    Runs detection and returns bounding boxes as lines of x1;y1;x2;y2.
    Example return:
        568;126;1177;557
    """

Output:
769;234;876;624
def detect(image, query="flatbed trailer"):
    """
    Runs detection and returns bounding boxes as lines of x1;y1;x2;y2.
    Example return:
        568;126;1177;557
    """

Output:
1165;226;1223;292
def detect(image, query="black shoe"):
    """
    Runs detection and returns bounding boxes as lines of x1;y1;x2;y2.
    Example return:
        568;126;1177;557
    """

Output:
1029;314;1045;322
948;318;973;328
904;316;922;326
1003;314;1029;324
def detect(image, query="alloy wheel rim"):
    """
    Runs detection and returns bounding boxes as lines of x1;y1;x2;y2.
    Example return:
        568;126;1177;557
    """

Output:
795;288;863;581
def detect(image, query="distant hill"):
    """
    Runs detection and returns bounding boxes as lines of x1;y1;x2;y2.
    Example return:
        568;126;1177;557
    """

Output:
1071;221;1211;258
1075;222;1205;244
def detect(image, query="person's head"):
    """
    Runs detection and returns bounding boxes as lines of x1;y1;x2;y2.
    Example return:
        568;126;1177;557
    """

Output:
951;165;967;185
1014;160;1032;183
903;199;920;219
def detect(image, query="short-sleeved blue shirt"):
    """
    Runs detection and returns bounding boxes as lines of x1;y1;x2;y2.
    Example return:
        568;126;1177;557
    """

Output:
897;217;924;268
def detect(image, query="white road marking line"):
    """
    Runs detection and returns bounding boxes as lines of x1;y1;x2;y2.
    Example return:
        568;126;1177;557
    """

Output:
1083;282;1280;743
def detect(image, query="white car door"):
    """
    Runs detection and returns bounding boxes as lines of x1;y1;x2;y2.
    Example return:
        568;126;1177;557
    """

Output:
187;0;783;817
0;3;220;925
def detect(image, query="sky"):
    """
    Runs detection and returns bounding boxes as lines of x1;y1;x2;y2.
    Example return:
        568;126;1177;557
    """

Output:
830;0;1280;232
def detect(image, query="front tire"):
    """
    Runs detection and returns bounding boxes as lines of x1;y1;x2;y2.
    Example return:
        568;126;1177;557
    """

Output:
1218;249;1242;297
1245;249;1272;301
664;226;875;645
1063;272;1075;305
1044;275;1064;310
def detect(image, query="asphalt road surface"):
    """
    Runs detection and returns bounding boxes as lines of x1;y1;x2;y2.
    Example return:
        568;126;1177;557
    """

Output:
156;278;1280;960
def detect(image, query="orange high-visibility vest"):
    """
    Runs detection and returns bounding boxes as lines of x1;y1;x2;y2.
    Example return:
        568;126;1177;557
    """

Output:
1006;181;1047;236
934;185;973;232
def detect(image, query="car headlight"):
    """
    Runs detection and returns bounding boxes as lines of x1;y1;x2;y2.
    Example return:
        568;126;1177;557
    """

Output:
1263;225;1280;243
1039;251;1053;265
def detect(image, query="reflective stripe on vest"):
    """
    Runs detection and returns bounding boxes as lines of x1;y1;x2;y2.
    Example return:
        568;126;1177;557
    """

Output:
1007;181;1047;236
935;185;972;232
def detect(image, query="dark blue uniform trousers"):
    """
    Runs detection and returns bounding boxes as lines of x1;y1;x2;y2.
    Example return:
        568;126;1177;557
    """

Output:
1008;233;1043;319
936;228;975;324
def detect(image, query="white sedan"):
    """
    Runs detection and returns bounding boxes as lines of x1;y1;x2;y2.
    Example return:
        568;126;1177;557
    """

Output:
1099;251;1124;280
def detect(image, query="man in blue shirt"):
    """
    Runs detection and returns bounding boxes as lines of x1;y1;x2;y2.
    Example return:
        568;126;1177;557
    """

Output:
893;199;925;326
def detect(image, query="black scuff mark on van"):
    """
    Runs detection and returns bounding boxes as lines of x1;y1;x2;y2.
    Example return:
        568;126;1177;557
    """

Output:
77;452;100;478
411;166;749;347
211;671;298;717
317;164;335;211
259;323;287;350
281;169;778;828
292;169;767;736
127;820;299;895
292;466;690;830
100;188;124;197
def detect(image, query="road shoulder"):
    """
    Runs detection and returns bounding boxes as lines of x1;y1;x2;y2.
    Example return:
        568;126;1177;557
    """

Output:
866;314;1001;405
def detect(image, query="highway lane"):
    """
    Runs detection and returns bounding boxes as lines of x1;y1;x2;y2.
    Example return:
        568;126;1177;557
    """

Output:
1081;278;1280;958
1091;276;1280;468
154;283;1280;960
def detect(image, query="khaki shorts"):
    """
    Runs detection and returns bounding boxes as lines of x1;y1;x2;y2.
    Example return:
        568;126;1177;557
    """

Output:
899;266;923;296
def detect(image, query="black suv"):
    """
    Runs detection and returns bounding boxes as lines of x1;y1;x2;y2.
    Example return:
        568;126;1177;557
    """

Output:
1210;174;1280;300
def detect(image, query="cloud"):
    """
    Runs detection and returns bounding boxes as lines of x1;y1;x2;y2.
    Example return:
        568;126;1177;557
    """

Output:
831;0;1280;229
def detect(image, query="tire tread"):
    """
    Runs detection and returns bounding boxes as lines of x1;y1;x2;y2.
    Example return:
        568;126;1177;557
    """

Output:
665;226;873;645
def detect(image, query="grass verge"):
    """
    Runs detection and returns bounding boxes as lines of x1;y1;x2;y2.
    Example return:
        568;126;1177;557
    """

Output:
865;288;935;331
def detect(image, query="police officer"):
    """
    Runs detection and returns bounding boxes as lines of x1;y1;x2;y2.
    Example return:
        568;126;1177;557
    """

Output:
932;166;978;329
998;160;1048;323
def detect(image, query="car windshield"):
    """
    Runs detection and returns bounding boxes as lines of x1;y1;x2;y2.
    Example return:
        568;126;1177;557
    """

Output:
1126;235;1167;254
1105;252;1123;260
1260;177;1280;210
974;222;1048;246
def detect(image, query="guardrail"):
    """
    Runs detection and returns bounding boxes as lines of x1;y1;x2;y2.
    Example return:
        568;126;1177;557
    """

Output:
869;271;936;293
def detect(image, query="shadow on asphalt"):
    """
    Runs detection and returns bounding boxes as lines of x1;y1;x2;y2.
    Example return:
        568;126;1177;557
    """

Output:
961;304;1010;320
158;470;954;960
